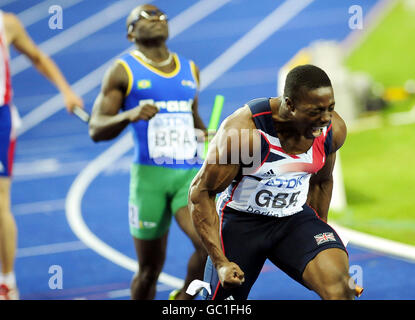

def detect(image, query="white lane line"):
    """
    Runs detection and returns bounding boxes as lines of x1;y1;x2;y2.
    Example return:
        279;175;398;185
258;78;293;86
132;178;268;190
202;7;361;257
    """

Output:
17;0;232;137
348;106;415;133
65;0;234;290
166;0;232;39
332;223;415;262
16;133;92;152
12;199;65;216
389;105;415;125
0;0;18;7
207;67;278;89
17;0;83;28
11;155;131;182
12;159;89;182
66;0;314;290
200;0;315;90
13;158;60;175
11;0;142;76
73;283;173;300
17;240;88;258
107;283;173;299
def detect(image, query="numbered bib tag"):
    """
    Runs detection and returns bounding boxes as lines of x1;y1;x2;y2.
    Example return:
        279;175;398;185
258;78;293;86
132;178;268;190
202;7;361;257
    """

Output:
147;113;197;160
247;173;310;217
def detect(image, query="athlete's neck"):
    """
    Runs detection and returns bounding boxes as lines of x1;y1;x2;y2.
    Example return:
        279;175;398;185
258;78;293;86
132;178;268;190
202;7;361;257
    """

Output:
270;97;301;135
135;41;170;62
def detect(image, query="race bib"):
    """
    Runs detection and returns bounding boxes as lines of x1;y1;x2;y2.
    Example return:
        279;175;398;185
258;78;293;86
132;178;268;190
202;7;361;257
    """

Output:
246;173;310;217
147;113;197;160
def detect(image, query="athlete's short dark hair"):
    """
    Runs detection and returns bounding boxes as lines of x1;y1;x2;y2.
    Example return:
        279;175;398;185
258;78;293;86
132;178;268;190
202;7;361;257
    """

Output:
283;64;332;102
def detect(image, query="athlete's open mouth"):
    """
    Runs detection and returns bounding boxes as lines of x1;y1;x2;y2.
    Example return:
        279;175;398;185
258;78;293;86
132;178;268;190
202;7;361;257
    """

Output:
311;126;324;138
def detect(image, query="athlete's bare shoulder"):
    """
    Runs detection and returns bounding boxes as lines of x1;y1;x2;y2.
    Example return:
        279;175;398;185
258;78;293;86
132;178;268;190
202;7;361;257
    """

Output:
100;60;130;95
206;103;260;170
220;104;256;132
3;12;24;45
331;110;347;152
3;12;19;28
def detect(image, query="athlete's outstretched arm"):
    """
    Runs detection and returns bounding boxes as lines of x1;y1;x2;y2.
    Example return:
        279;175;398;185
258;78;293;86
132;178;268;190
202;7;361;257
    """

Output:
89;62;158;142
189;128;243;288
4;13;83;113
307;112;347;222
189;107;258;289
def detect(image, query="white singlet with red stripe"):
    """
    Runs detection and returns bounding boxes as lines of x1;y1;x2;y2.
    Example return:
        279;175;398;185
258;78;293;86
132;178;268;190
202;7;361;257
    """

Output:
217;98;333;218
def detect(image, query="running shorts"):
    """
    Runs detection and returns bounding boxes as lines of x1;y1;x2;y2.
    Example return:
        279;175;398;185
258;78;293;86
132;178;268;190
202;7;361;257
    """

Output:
203;203;347;300
128;163;199;240
0;104;15;177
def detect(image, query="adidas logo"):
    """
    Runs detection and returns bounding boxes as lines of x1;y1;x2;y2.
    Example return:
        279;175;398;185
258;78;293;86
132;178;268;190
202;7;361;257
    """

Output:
263;169;276;177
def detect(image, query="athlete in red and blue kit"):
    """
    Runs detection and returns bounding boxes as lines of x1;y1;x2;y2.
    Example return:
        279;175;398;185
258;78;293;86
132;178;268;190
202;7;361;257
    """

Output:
0;10;83;300
0;11;14;178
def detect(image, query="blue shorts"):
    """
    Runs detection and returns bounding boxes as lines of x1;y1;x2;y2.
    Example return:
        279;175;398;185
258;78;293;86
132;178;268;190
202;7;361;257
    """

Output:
0;104;15;177
203;204;347;300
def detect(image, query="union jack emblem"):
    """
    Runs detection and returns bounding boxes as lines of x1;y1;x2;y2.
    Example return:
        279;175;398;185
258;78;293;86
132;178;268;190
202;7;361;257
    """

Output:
314;232;336;245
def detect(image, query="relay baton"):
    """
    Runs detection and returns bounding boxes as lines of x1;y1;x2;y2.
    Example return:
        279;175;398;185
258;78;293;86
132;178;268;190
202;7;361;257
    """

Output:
203;94;224;158
355;285;364;298
73;105;90;123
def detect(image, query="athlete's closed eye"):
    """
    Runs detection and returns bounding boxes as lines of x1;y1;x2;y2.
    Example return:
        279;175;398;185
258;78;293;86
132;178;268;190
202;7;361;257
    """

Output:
308;109;320;116
309;104;334;116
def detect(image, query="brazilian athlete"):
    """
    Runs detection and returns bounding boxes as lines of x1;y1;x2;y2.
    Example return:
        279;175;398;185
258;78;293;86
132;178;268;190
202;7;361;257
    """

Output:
89;4;207;300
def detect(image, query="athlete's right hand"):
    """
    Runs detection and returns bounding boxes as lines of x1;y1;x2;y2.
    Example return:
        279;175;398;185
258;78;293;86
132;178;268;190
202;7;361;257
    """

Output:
217;262;245;289
130;104;159;122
